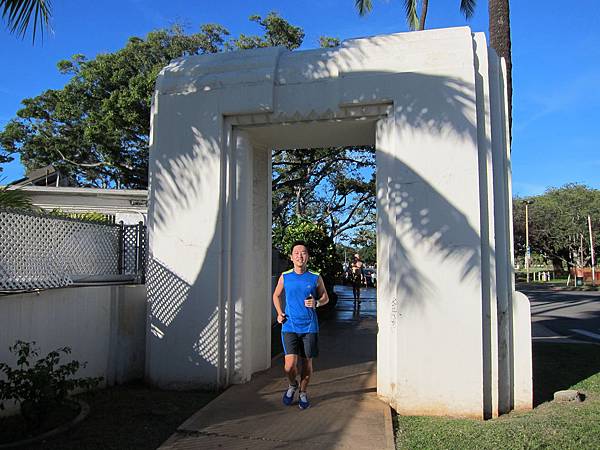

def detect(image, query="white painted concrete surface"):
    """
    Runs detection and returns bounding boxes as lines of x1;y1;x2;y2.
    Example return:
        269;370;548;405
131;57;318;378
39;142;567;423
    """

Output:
512;291;533;411
147;26;529;418
0;285;146;415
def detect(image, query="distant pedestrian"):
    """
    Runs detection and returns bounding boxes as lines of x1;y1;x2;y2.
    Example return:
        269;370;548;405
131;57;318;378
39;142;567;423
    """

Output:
272;241;329;409
350;253;365;309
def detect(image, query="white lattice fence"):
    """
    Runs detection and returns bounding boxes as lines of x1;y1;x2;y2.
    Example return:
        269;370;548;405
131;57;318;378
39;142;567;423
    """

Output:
0;209;145;290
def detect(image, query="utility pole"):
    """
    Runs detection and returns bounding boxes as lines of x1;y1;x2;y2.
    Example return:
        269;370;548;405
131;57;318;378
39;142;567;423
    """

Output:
589;215;596;286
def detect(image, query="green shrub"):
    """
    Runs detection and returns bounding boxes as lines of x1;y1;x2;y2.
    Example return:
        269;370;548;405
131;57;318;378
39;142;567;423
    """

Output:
49;209;113;224
0;341;102;427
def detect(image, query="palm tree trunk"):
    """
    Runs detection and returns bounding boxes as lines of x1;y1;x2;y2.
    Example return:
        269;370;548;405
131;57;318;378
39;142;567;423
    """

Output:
488;0;512;141
419;0;429;31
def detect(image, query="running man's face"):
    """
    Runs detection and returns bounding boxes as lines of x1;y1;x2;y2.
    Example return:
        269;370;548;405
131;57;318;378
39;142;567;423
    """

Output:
290;245;309;269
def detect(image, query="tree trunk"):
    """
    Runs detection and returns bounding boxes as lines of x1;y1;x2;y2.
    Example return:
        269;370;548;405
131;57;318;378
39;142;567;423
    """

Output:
551;256;565;275
419;0;429;30
488;0;513;141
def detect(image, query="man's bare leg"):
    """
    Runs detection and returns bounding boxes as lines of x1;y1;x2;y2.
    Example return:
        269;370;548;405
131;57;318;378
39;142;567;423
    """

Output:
284;354;298;385
299;357;313;392
282;354;300;405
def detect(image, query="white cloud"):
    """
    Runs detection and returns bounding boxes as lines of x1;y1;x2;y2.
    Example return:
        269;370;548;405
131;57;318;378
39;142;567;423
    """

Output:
515;70;600;132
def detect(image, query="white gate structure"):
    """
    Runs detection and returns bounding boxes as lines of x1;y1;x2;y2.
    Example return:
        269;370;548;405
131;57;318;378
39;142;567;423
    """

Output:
146;27;532;419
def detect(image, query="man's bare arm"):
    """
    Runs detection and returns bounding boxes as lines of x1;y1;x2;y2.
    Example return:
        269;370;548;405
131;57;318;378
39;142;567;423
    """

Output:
272;275;286;323
316;276;329;307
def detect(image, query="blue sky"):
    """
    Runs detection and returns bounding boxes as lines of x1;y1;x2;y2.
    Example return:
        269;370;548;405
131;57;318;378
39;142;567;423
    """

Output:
1;0;598;196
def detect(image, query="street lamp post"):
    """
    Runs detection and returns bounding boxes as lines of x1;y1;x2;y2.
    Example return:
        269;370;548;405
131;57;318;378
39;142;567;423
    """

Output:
589;215;596;286
523;200;534;283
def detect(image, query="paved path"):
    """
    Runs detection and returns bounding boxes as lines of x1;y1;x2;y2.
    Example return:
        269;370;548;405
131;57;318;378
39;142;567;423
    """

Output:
160;285;394;450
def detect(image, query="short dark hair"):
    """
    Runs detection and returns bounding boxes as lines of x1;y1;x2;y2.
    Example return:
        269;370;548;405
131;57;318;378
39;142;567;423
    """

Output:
290;240;310;255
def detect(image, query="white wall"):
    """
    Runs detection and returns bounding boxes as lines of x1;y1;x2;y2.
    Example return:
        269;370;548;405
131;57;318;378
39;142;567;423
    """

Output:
0;285;146;415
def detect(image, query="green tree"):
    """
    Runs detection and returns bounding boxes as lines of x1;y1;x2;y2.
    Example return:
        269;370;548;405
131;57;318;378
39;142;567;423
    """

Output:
0;13;307;186
354;0;475;31
229;12;304;50
1;0;51;42
350;228;376;265
319;36;340;48
0;24;230;187
0;151;12;170
513;184;600;273
272;146;375;244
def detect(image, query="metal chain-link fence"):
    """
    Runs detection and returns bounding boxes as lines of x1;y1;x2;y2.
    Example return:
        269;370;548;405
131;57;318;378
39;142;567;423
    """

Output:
0;208;146;291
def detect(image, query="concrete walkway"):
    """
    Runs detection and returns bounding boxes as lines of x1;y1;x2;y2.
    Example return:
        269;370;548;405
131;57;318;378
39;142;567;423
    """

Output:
160;286;394;450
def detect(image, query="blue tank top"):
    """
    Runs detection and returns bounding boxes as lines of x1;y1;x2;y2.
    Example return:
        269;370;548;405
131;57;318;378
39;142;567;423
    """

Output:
281;269;320;333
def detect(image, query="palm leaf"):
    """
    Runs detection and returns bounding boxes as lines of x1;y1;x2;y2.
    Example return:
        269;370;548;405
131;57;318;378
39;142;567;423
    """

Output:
355;0;373;17
1;0;52;42
460;0;476;19
0;178;32;209
403;0;419;31
0;185;32;209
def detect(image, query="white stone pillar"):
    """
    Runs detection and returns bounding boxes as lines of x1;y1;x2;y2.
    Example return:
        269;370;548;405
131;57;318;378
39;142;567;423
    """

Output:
376;87;489;418
146;91;226;389
227;129;272;384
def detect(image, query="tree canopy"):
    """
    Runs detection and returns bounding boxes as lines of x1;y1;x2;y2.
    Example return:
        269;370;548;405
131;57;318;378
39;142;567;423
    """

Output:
0;14;306;188
0;24;232;188
513;184;600;271
272;146;375;245
229;12;304;50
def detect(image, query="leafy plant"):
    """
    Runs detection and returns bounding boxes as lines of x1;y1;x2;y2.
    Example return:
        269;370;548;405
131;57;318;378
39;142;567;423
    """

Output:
0;341;102;427
48;208;113;224
0;183;32;209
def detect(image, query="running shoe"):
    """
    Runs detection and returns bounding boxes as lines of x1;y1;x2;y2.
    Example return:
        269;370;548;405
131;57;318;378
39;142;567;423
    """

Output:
282;383;298;406
298;391;310;409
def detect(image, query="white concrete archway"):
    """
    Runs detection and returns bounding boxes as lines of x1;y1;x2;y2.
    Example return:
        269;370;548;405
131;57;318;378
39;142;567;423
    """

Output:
146;27;532;419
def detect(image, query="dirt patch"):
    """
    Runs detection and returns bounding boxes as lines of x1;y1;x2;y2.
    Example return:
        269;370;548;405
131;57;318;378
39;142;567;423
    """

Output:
0;402;80;445
13;382;217;450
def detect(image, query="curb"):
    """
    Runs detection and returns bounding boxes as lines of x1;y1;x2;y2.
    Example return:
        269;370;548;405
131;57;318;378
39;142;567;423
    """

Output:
0;399;90;449
383;405;396;449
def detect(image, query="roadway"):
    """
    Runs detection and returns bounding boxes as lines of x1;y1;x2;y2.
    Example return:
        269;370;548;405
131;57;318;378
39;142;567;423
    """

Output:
334;283;600;344
519;284;600;344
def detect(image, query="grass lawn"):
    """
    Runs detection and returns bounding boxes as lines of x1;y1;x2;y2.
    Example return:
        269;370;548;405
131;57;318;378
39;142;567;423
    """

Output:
394;342;600;449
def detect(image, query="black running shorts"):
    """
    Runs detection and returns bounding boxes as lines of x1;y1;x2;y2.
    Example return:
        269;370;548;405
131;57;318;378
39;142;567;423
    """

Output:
281;332;319;358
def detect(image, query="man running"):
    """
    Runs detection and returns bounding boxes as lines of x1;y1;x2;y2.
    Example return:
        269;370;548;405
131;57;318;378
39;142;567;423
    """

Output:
350;253;365;310
272;241;329;410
